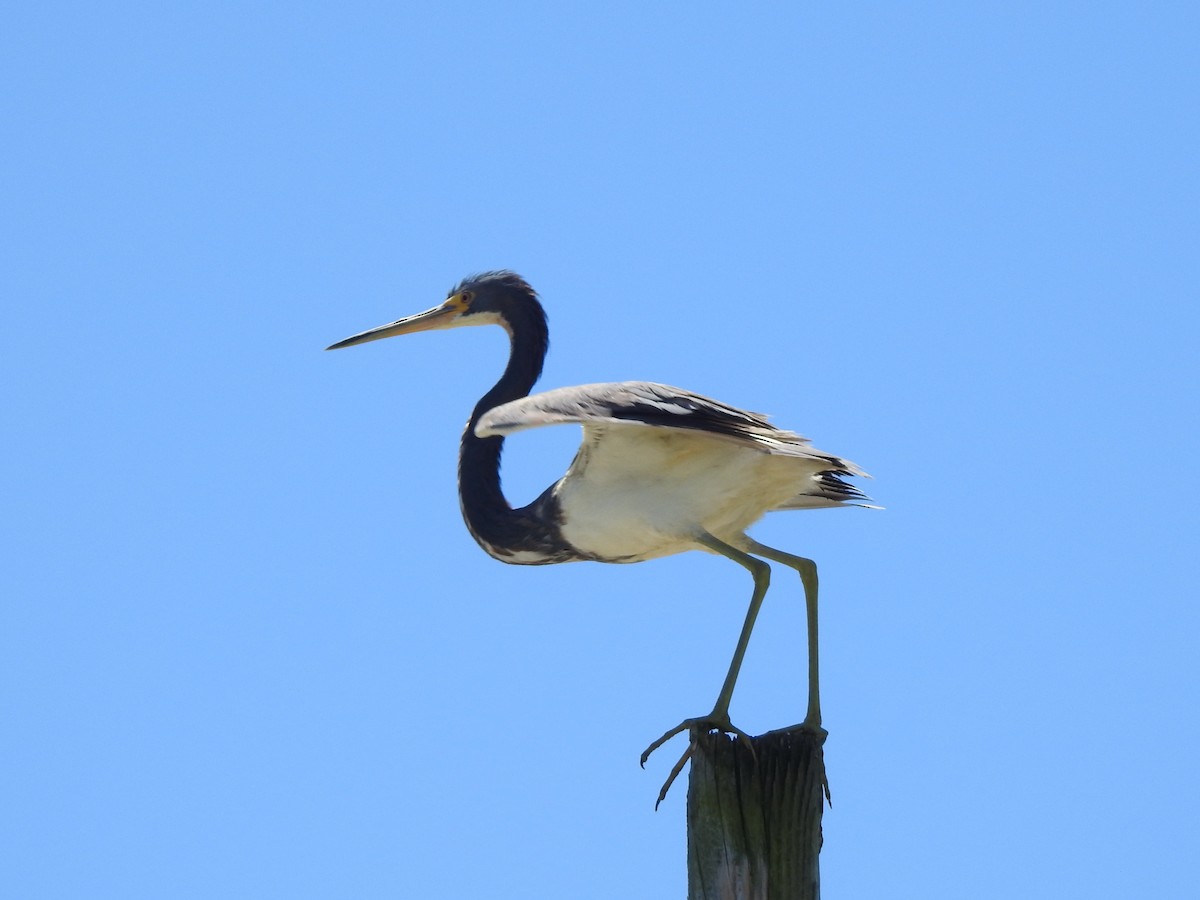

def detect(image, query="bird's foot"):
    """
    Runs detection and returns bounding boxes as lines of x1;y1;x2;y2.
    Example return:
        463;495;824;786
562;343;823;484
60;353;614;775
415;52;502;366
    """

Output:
797;717;832;803
762;716;832;804
640;712;754;809
796;715;827;740
640;712;753;765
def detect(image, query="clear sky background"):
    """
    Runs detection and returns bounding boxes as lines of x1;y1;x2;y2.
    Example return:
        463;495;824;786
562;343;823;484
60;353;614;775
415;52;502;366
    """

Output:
4;3;1197;898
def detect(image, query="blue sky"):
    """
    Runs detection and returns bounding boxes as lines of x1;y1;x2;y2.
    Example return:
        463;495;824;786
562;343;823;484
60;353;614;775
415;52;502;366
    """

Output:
4;2;1197;897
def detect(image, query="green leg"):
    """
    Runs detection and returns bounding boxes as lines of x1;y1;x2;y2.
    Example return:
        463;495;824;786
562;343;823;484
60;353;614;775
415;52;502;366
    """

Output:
641;532;771;805
695;531;773;720
743;538;822;730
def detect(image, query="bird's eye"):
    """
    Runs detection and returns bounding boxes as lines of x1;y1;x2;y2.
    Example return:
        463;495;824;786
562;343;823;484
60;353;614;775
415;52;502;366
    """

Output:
460;291;474;304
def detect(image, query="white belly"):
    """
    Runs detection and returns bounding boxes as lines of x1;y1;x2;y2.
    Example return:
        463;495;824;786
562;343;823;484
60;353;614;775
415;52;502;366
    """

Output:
554;427;822;562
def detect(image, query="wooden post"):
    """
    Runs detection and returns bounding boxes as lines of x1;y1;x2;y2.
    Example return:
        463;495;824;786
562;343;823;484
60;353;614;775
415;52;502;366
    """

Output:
686;725;829;900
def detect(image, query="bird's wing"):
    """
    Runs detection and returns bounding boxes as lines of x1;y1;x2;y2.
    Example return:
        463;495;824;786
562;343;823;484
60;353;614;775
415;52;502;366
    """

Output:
476;381;867;473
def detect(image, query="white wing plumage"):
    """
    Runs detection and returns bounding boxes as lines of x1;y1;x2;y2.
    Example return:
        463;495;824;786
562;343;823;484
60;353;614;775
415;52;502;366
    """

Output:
476;381;867;473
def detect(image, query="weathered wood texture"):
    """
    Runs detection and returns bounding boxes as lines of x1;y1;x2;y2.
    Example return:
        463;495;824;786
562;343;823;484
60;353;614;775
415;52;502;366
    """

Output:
687;726;828;900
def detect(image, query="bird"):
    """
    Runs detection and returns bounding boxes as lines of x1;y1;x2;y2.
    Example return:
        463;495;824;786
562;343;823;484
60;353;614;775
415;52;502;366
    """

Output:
327;270;870;801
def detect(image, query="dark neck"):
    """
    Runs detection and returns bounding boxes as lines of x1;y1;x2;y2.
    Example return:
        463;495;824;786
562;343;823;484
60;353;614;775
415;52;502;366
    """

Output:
457;302;556;560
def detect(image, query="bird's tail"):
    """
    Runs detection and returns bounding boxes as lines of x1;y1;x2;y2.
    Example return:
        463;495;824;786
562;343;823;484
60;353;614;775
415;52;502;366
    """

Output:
775;469;879;510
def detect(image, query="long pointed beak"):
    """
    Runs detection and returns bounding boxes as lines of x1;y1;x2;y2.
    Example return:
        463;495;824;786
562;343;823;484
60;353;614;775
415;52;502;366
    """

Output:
325;302;461;350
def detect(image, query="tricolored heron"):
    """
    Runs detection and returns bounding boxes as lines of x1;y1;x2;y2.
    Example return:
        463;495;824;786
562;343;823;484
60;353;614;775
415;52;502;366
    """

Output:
327;271;869;799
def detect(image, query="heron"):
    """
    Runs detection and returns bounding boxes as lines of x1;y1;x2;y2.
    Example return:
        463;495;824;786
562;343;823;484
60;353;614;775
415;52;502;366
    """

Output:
327;270;870;800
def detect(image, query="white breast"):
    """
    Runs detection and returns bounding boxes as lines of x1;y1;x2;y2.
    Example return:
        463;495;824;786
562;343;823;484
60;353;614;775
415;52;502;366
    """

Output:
554;424;827;562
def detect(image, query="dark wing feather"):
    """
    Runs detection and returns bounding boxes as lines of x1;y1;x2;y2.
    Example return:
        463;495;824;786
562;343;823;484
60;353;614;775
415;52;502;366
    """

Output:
475;381;868;475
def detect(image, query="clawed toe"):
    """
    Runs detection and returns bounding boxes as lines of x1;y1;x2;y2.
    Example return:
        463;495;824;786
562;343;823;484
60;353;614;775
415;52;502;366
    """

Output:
641;713;754;808
639;719;689;768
